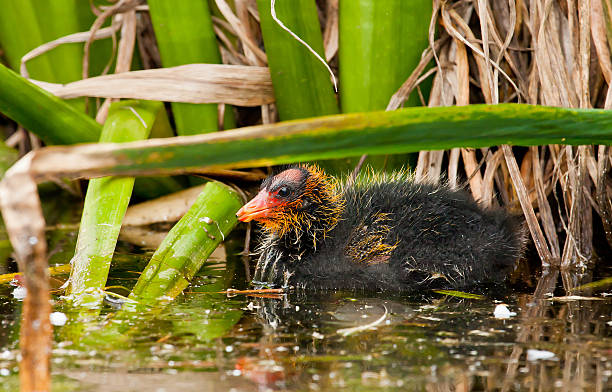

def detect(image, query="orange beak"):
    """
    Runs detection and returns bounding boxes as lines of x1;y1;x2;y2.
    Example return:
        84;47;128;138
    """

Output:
236;190;280;222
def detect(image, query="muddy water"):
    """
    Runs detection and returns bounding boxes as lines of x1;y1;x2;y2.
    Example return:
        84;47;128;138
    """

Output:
0;248;610;391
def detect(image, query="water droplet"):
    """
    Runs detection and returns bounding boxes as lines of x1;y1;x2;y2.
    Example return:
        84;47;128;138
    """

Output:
50;312;67;326
11;286;27;300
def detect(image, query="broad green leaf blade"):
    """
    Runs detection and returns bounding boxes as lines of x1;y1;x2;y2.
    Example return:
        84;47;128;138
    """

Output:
129;181;242;304
337;0;432;171
37;104;612;178
68;100;168;308
0;0;112;111
148;0;235;134
339;0;431;112
0;64;100;144
0;65;184;195
257;0;339;120
0;0;86;82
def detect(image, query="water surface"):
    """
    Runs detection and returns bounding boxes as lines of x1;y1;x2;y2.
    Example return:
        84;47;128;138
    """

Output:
0;244;610;391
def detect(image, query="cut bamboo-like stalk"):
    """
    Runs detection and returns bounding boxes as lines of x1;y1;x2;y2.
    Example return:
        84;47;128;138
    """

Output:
68;100;169;308
129;181;242;304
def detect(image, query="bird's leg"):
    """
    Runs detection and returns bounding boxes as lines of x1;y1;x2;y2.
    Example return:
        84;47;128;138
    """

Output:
263;250;284;285
252;247;284;287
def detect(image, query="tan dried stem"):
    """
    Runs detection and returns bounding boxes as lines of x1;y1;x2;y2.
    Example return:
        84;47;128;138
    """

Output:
386;40;442;110
20;23;122;79
83;0;141;80
322;0;339;61
214;24;250;65
0;155;50;392
531;146;561;260
596;146;612;247
235;0;264;66
214;0;268;66
481;149;503;206
448;148;461;189
33;64;274;107
97;8;137;123
503;145;555;265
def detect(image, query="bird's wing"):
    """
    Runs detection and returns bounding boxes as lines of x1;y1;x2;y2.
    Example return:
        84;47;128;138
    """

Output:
344;212;398;265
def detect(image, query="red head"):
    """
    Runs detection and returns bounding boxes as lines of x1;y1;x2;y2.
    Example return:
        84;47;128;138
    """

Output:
236;164;343;238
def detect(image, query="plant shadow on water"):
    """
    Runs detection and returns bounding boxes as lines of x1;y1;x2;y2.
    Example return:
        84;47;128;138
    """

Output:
0;237;611;391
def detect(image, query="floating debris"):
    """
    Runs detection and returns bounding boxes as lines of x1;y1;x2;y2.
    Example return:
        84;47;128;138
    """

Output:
337;305;388;337
312;331;325;339
493;304;516;319
526;349;557;361
11;286;26;300
49;312;68;326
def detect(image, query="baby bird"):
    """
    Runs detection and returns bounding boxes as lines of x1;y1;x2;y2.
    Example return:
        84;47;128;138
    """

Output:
237;164;525;292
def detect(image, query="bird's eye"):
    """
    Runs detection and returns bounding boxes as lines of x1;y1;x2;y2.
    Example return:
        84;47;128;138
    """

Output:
277;186;291;198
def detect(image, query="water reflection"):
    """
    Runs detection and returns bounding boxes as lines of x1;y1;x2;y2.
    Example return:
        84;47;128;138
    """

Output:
229;273;611;391
0;260;610;391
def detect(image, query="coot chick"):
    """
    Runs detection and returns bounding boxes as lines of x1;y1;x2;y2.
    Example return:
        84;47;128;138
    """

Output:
237;164;525;292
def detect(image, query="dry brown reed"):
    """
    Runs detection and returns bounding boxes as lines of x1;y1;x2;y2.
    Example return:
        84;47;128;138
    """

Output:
389;0;612;281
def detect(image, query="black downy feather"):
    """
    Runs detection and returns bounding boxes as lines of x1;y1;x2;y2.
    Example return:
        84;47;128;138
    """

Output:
251;166;526;292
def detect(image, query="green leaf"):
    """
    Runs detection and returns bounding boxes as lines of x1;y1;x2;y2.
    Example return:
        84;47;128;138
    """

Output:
339;0;431;112
0;0;87;82
257;0;339;120
0;65;184;196
128;181;242;305
48;104;612;177
0;141;18;178
337;0;432;171
68;100;169;308
0;64;100;144
433;290;486;300
0;0;112;111
148;0;235;134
